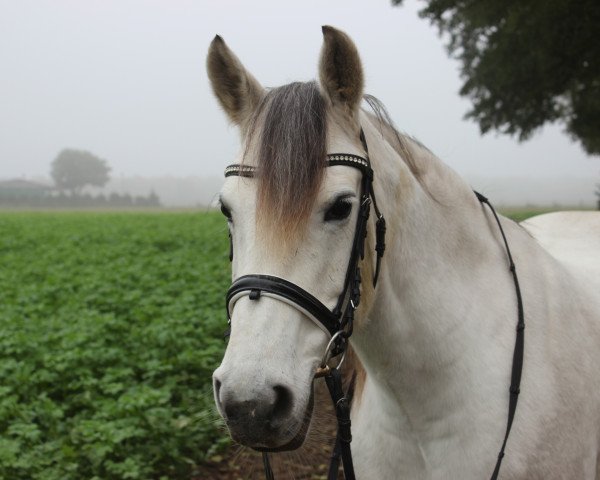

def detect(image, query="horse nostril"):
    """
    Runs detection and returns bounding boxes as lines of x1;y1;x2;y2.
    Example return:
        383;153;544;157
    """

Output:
213;377;223;409
271;384;294;423
223;399;243;420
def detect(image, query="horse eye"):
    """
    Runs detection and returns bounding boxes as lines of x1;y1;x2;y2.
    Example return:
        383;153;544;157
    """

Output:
220;203;232;220
324;199;352;222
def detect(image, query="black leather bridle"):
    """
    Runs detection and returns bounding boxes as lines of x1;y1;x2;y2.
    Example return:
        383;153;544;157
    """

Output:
224;128;383;480
226;129;385;342
221;128;524;480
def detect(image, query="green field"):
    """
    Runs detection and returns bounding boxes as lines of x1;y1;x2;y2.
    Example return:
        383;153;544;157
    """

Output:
498;207;567;222
0;208;553;479
0;212;231;480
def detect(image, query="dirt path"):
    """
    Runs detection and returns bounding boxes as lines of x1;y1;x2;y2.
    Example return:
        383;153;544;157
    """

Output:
194;379;343;480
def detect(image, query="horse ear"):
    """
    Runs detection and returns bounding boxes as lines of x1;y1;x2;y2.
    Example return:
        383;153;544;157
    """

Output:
319;26;364;113
207;35;264;127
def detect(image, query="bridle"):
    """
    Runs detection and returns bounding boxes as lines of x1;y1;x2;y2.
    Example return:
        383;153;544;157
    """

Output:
225;128;386;336
221;128;524;480
224;128;383;480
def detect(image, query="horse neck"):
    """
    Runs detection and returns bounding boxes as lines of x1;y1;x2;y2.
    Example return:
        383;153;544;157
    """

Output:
353;115;515;432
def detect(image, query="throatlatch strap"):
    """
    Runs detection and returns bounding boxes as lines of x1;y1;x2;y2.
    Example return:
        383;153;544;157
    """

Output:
475;191;525;480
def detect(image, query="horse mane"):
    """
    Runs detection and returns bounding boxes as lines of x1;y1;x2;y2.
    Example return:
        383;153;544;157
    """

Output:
362;94;428;181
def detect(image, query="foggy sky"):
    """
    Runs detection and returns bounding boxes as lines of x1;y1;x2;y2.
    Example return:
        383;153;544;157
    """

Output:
1;0;598;186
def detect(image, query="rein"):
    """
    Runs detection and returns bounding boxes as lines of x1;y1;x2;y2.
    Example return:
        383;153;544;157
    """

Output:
475;192;525;480
222;129;524;480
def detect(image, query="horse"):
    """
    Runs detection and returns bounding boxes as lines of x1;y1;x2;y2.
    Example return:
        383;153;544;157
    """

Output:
206;26;600;479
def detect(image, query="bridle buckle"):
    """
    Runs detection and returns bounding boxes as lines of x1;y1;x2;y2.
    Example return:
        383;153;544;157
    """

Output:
316;330;348;378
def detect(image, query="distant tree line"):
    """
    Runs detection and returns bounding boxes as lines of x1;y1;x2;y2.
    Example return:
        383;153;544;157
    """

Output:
0;191;161;208
0;148;163;208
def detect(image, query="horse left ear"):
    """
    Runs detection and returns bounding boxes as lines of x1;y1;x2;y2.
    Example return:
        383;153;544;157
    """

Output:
206;35;264;129
319;26;364;113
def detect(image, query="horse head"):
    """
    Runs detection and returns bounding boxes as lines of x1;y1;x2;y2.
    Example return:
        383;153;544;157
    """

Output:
207;26;377;451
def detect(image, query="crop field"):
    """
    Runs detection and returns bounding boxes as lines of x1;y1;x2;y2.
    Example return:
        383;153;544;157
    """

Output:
0;209;546;479
0;212;231;480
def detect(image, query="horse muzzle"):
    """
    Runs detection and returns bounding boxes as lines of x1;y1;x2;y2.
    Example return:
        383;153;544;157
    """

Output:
213;372;314;451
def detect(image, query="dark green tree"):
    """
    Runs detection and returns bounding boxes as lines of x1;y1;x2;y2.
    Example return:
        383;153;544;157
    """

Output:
393;0;600;155
51;149;111;194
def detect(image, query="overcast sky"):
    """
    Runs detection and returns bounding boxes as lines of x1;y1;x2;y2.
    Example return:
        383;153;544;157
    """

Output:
1;0;598;185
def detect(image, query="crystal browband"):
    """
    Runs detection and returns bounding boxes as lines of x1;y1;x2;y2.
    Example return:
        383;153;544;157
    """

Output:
224;153;371;178
224;164;256;177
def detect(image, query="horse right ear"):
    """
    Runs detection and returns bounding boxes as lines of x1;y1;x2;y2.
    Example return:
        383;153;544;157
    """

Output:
318;26;364;115
207;35;264;128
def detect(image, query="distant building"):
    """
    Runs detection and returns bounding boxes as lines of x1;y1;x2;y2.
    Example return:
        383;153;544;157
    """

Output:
0;179;54;198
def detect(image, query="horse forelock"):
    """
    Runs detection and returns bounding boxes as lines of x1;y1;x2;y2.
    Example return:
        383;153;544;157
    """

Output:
243;84;429;250
245;81;327;247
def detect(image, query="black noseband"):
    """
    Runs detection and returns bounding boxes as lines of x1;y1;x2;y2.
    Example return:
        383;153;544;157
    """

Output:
223;128;386;341
227;274;339;336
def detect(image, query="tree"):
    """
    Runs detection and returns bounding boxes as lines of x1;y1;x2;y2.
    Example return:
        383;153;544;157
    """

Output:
51;149;111;194
393;0;600;155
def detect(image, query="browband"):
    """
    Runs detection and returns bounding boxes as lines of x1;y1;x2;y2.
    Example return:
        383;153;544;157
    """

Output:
225;153;372;178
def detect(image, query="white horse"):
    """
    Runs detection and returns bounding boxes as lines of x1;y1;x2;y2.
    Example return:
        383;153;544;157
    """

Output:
207;26;600;479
